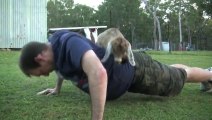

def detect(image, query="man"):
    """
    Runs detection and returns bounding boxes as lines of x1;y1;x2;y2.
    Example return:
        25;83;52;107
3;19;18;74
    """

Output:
19;30;212;120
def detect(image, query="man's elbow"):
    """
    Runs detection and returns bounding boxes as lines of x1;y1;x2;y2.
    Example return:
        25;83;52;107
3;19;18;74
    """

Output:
97;67;107;83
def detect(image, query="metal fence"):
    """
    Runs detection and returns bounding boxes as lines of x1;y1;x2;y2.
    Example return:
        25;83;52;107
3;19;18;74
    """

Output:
0;0;47;48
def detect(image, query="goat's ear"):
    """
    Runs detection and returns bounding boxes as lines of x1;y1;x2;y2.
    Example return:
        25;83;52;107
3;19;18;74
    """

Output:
127;46;136;66
101;41;112;62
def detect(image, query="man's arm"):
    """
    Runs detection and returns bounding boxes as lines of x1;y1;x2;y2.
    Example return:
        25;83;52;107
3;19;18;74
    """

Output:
54;71;64;94
81;50;108;120
37;71;64;95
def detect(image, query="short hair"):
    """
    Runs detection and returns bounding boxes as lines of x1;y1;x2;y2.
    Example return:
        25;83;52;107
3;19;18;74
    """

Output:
19;41;48;77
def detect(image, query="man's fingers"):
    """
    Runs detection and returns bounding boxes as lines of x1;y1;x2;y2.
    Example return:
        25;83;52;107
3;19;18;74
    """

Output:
206;89;212;93
47;92;54;96
37;88;57;96
37;89;51;95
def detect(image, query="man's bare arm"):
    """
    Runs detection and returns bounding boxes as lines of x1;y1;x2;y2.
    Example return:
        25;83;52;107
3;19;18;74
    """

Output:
37;71;64;95
82;50;108;120
54;71;64;94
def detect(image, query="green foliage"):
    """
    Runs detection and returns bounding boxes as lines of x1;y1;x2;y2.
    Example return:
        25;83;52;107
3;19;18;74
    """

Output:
96;0;142;42
71;4;96;26
0;51;212;120
46;0;212;50
191;0;212;16
47;0;74;28
47;0;96;28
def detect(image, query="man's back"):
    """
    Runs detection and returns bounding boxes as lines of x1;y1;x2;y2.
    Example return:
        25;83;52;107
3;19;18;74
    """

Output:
49;30;135;100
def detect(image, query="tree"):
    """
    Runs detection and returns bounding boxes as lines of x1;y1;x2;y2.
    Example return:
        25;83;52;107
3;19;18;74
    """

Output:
71;4;96;26
46;0;212;50
47;0;75;28
96;0;141;44
47;0;95;28
191;0;212;17
142;0;163;50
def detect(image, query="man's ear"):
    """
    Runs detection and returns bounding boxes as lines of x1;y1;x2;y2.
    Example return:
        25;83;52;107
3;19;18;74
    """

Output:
34;54;44;63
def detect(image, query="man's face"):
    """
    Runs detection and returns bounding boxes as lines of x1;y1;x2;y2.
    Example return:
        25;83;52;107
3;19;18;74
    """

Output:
28;47;54;77
28;62;54;77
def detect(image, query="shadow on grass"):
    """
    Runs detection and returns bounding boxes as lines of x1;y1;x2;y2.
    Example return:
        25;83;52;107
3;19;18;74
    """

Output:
109;92;170;103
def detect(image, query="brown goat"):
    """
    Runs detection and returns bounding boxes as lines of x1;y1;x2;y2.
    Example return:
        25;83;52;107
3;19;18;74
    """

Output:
97;28;135;66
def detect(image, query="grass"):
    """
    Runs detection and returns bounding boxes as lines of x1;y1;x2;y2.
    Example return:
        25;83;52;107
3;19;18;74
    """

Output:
0;51;212;120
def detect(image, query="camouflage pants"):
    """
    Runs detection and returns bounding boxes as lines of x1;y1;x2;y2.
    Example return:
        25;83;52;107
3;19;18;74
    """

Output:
128;51;187;96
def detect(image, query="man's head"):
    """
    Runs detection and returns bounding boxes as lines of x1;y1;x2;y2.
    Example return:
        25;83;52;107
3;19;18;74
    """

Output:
19;41;54;77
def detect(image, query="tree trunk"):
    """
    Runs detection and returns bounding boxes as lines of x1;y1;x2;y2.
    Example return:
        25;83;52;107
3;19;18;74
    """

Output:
153;0;162;50
178;0;183;50
188;26;191;46
153;18;158;50
144;0;162;50
156;17;163;50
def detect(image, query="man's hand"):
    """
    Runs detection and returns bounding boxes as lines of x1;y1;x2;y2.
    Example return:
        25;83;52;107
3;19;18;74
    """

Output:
37;71;64;96
37;88;59;95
